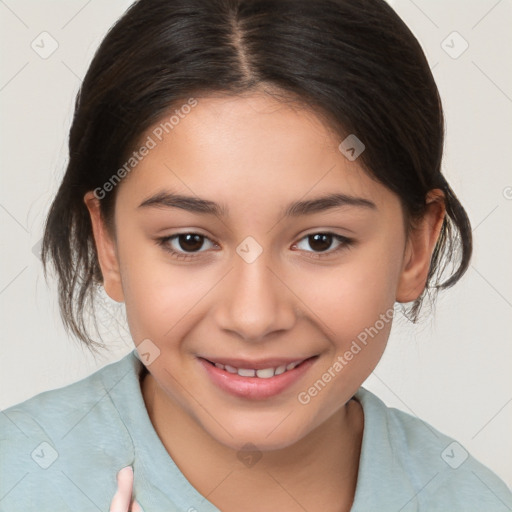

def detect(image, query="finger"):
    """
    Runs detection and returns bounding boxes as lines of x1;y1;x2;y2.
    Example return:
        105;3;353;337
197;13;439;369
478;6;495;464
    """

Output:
131;500;143;512
110;466;134;512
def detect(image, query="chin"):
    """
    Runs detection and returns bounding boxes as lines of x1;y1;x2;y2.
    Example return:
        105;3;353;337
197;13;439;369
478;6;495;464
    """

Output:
198;409;317;453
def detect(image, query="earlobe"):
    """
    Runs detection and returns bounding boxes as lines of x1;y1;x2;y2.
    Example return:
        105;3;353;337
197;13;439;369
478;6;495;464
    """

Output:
83;191;125;303
396;190;446;303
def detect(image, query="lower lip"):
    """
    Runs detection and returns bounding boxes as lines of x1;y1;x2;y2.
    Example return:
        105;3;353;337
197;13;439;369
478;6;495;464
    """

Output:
199;357;317;400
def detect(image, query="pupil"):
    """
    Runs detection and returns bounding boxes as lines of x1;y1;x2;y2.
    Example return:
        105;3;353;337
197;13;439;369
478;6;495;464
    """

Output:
179;234;203;252
310;233;332;252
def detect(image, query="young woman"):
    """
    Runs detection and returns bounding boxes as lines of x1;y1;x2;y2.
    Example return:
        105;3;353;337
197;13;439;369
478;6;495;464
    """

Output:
1;0;511;511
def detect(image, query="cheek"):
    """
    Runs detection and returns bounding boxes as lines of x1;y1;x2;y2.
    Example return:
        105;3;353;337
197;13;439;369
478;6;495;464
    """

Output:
117;236;210;344
288;257;398;418
292;246;400;338
288;237;403;377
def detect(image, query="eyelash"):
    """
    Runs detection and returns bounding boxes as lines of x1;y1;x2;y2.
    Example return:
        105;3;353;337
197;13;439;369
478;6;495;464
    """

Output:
156;232;353;261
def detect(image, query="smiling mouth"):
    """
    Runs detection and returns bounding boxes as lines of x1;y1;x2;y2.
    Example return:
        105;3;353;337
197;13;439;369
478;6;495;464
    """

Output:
201;356;317;379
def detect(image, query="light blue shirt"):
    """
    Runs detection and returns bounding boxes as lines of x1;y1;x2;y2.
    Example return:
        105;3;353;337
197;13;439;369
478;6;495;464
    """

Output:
1;349;511;511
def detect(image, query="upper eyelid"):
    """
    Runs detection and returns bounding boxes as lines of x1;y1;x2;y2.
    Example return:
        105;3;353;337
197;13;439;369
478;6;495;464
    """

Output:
293;233;351;252
164;233;217;250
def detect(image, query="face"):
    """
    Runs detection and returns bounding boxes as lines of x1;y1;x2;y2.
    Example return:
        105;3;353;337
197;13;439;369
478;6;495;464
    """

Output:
85;92;443;451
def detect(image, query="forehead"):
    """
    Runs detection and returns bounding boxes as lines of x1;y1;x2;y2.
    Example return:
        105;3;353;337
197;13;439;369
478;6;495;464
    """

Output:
115;93;397;216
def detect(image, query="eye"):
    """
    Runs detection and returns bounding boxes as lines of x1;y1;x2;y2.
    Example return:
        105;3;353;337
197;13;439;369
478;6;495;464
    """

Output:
157;233;217;260
293;232;353;258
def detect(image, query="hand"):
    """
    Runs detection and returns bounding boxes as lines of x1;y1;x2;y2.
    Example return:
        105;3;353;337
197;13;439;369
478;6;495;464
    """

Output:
109;466;142;512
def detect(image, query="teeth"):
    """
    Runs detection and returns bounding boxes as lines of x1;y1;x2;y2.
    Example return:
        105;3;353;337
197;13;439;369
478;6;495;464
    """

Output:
238;368;256;377
211;359;304;378
256;368;275;379
275;365;287;375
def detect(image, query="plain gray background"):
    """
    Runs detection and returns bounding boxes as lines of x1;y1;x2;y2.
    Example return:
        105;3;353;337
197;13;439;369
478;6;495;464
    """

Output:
1;0;511;486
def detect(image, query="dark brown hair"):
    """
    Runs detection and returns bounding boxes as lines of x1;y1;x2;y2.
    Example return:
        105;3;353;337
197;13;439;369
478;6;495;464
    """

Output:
41;0;472;351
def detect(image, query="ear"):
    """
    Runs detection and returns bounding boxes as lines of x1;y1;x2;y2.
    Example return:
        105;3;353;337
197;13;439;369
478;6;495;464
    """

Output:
396;189;446;303
83;191;125;303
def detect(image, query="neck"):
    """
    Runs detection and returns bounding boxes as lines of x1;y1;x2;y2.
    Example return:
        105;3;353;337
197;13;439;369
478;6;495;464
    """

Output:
141;371;363;512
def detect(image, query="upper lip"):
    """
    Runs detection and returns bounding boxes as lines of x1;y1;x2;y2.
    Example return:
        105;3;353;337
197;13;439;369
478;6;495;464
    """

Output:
200;355;316;370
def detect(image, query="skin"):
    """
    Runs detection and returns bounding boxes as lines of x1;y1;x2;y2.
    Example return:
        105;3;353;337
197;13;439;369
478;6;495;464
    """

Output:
84;91;445;512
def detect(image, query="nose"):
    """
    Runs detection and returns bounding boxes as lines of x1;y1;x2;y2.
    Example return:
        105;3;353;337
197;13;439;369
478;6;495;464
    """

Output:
213;249;298;342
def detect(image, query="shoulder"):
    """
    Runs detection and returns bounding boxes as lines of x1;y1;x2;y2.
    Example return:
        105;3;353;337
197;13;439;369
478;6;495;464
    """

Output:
0;351;139;512
353;387;512;511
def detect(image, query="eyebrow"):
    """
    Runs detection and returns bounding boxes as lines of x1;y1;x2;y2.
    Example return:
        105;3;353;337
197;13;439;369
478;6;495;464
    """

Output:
137;191;377;217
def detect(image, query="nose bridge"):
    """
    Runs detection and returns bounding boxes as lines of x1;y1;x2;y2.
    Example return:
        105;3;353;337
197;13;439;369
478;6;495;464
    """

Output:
214;240;296;341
